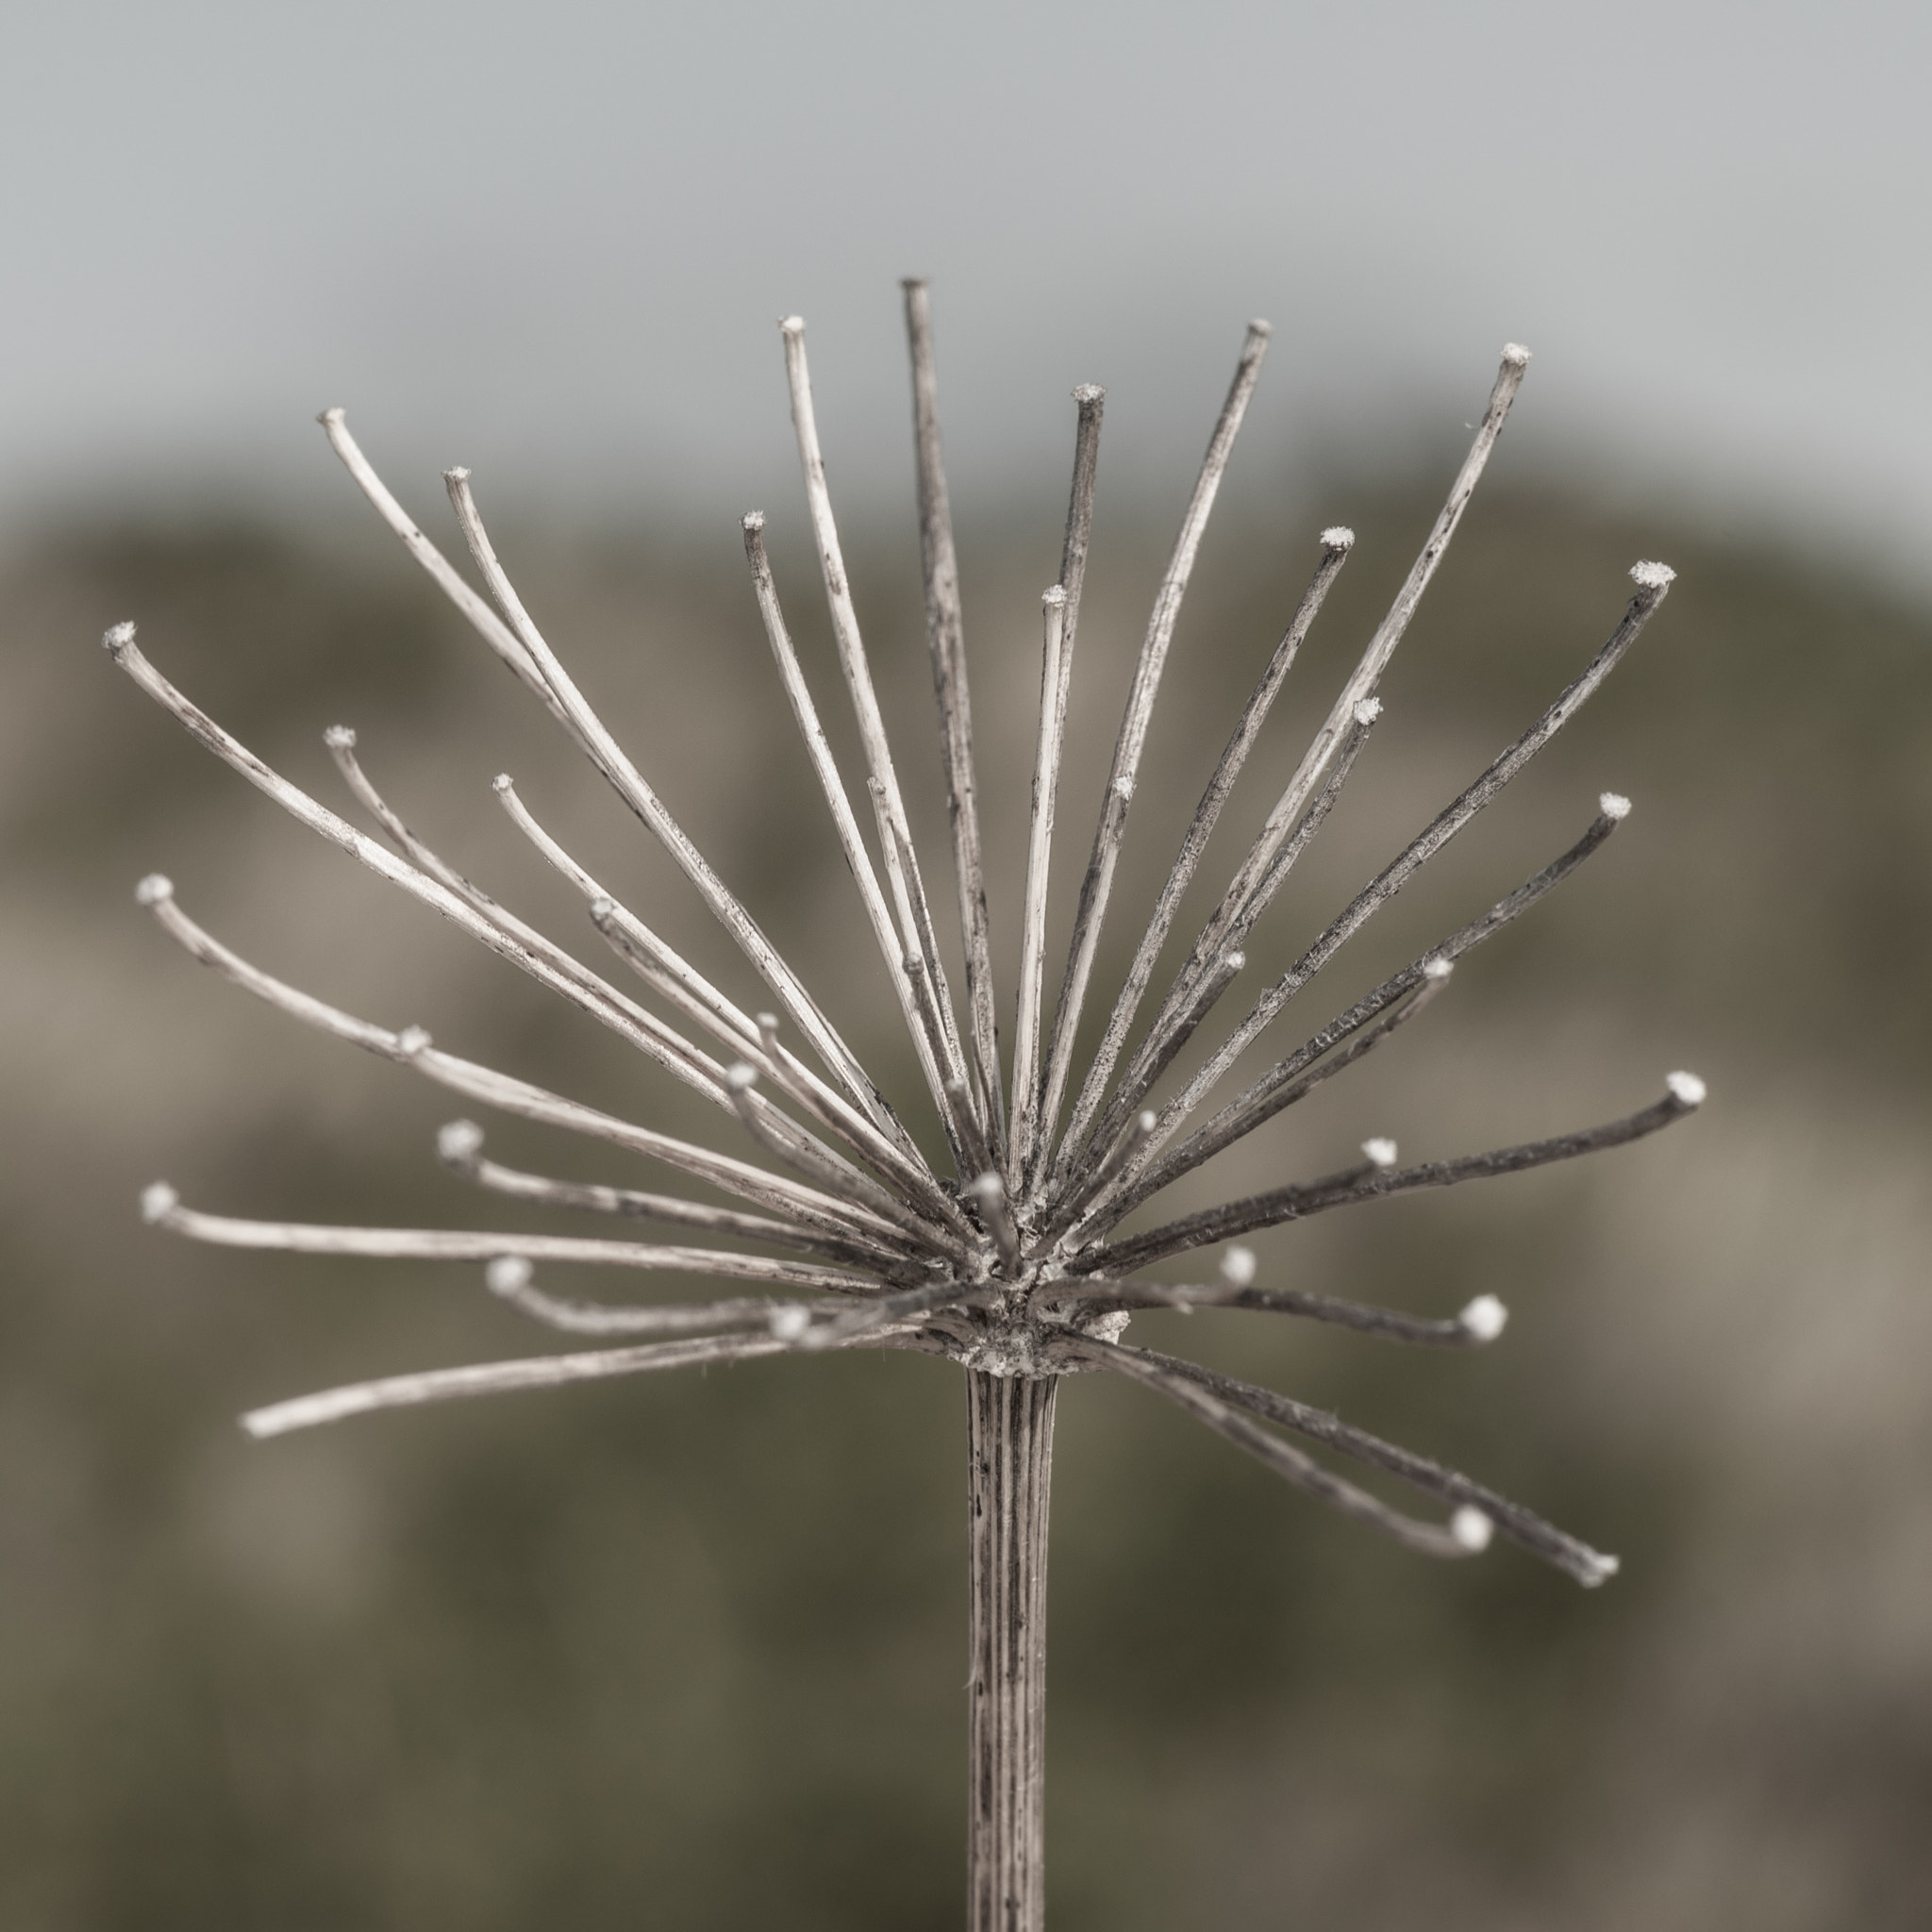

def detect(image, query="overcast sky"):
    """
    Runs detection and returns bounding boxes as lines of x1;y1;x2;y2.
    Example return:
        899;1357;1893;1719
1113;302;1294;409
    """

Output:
7;0;1929;577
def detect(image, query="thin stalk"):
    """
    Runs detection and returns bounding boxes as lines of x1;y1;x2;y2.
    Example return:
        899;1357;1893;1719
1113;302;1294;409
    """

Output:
966;1369;1057;1932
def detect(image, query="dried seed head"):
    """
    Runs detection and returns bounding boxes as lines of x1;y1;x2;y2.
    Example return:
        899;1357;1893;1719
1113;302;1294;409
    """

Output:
1458;1294;1508;1341
486;1255;533;1295
1219;1245;1257;1289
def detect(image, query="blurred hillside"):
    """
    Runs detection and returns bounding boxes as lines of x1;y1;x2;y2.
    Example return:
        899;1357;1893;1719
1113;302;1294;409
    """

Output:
2;473;1929;1930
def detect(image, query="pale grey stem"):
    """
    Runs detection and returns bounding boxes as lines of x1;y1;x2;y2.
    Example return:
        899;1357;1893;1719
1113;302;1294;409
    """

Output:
137;882;921;1253
1052;386;1106;730
106;629;734;1110
947;1079;997;1185
1074;702;1381;1189
436;1122;908;1276
324;729;757;1111
482;1258;838;1336
872;782;976;1148
142;1190;882;1291
1097;692;1383;1157
740;514;955;1131
1055;529;1355;1181
241;1324;928;1441
725;1065;967;1261
1039;1274;1502;1348
1102;568;1673;1186
1154;345;1535;1029
1032;323;1272;1179
1007;587;1069;1187
798;1273;994;1351
778;319;971;1095
966;1172;1020;1276
1070;1338;1618;1586
903;279;1006;1146
441;471;888;1131
1029;1109;1158;1253
1073;1074;1707;1276
317;408;566;724
965;1369;1056;1932
589;902;961;1224
1101;800;1627;1227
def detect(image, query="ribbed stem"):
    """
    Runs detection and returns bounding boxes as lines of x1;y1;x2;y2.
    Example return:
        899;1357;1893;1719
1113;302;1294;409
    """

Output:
965;1368;1058;1931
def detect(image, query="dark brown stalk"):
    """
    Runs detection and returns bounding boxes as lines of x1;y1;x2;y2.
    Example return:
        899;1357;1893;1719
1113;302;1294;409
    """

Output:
966;1370;1057;1932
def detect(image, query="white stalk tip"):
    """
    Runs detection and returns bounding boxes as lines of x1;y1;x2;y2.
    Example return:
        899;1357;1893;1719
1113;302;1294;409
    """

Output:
1582;1551;1622;1587
396;1026;432;1058
1219;1244;1257;1289
1665;1070;1707;1107
1451;1506;1494;1551
491;774;514;794
742;510;765;533
726;1062;759;1093
1353;697;1383;726
769;1305;812;1341
485;1255;533;1295
141;1181;180;1224
323;724;357;750
779;315;805;336
437;1119;485;1161
1136;1109;1158;1135
1502;342;1532;367
135;874;174;907
1458;1293;1508;1341
967;1171;1006;1204
1423;956;1454;982
1072;383;1105;404
103;622;137;657
1361;1137;1398;1169
1321;525;1356;551
1043;585;1067;608
1599;791;1632;821
443;465;471;485
1628;560;1675;591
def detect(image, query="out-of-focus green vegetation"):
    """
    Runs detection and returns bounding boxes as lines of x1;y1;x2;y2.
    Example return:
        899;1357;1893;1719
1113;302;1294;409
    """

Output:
3;476;1929;1930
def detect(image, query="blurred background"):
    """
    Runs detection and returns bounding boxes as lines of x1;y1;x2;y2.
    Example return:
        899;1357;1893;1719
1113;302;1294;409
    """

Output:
5;2;1931;1926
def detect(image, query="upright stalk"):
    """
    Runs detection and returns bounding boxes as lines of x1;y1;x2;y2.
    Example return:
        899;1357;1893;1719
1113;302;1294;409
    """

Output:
966;1368;1058;1931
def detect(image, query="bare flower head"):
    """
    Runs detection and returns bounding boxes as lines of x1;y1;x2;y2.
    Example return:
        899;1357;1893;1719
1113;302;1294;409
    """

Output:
114;290;1702;1890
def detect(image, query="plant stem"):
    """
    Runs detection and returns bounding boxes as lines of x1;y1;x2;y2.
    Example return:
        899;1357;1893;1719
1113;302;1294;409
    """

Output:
965;1367;1057;1930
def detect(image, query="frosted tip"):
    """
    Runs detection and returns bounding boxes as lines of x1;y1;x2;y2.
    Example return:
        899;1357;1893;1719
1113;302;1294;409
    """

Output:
1321;525;1356;551
1219;1244;1257;1289
1581;1551;1622;1587
588;897;616;921
769;1305;812;1341
443;465;471;484
1502;342;1532;367
967;1171;1006;1203
485;1255;533;1295
1072;383;1105;405
741;509;765;533
1665;1070;1707;1108
1353;697;1382;726
1628;560;1675;591
779;314;805;335
1458;1293;1508;1341
755;1012;779;1035
491;774;514;794
1599;791;1632;821
323;724;357;751
103;622;137;657
135;873;174;907
317;407;346;427
1451;1507;1494;1552
1248;319;1273;339
1423;956;1454;982
437;1119;485;1161
1223;950;1245;974
725;1062;759;1092
1135;1109;1158;1135
1043;584;1067;607
141;1181;179;1224
396;1026;432;1058
1361;1137;1398;1169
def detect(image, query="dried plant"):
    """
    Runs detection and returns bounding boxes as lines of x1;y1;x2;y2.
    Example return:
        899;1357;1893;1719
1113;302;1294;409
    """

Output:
112;283;1701;1928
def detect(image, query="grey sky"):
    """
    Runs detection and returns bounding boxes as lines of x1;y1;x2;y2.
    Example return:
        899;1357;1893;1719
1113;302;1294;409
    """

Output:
7;0;1928;575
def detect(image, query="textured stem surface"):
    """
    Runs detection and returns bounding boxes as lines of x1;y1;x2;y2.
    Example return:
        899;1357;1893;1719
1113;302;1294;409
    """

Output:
966;1369;1057;1932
